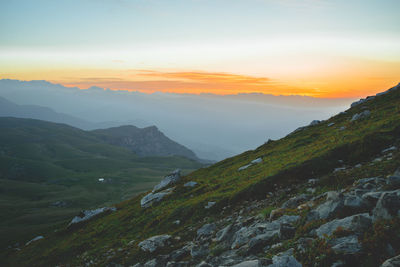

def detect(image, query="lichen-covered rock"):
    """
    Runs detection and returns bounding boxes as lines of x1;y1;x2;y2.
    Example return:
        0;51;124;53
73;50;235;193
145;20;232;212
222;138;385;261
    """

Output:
373;190;400;221
138;235;171;253
190;244;209;259
310;191;344;220
269;249;302;267
152;169;181;192
141;188;174;208
315;213;372;237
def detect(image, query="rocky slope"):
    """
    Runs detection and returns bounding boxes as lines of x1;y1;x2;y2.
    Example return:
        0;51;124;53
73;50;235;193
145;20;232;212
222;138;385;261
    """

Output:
92;125;200;160
4;83;400;267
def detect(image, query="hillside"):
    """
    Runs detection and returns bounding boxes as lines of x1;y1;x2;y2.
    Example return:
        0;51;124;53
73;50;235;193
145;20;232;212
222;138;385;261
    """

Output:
4;83;400;267
92;125;199;160
0;117;203;250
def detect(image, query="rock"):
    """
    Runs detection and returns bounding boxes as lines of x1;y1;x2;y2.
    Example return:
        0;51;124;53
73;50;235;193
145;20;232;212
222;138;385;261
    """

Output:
309;120;321;126
350;110;371;122
141;188;174;208
387;169;400;187
144;256;169;267
382;146;397;153
238;164;252;171
315;213;372;237
354;177;385;188
216;224;233;242
166;262;189;267
231;260;260;267
170;245;191;261
184;181;198;187
197;223;216;239
362;191;383;207
248;231;279;253
251;158;263;164
69;207;116;225
152;169;181;192
351;98;368;107
196;262;212;267
328;235;362;255
278;224;296;240
339;126;346;131
328;122;335;127
373;190;400;221
173;220;181;225
25;235;44;246
281;194;310;209
381;254;400;267
138;234;171;253
308;178;319;185
205;201;216;209
310;191;343;220
343;195;367;210
231;226;259;249
269;249;302;267
190;244;209;259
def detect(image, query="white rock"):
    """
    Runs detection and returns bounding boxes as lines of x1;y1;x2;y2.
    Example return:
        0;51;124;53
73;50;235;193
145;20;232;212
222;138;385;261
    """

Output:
152;169;181;192
138;234;171;253
69;207;116;225
25;235;44;246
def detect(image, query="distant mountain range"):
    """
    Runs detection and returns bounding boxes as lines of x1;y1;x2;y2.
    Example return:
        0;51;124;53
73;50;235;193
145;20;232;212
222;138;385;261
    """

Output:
0;79;353;160
0;95;201;160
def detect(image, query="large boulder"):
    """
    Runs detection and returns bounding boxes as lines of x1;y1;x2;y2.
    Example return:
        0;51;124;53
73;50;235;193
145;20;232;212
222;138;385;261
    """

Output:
138;234;171;253
141;188;174;208
315;213;372;237
309;191;344;220
152;169;181;192
381;254;400;267
373;190;400;221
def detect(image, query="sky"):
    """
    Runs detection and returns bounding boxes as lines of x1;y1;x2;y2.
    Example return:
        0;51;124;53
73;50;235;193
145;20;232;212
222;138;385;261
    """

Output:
1;0;399;98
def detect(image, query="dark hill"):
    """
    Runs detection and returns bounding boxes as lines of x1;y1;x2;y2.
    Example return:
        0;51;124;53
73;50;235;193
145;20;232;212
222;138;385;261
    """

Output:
92;125;199;160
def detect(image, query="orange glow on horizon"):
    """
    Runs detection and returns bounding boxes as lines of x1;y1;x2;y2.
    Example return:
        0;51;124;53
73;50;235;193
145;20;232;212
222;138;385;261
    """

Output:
2;67;399;99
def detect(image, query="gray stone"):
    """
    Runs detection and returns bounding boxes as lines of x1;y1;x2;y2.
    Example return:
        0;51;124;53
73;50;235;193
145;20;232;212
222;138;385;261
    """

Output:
343;195;367;210
373;190;400;221
350;110;371;122
197;223;216;238
387;172;400;187
311;191;344;220
166;262;189;267
329;235;362;255
216;224;233;242
69;207;116;225
25;235;44;246
251;158;263;164
152;169;181;192
382;146;397;153
248;231;279;253
190;244;209;259
238;164;252;171
231;260;260;267
381;254;400;267
141;188;174;208
205;201;216;209
309;120;321;126
184;181;198;187
281;194;310;209
269;249;302;267
170;245;191;261
315;213;372;237
328;122;335;127
138;234;171;253
231;226;259;249
196;262;212;267
362;191;383;207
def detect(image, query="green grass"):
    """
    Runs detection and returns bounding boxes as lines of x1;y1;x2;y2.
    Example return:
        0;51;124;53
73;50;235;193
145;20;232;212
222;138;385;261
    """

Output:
3;86;400;266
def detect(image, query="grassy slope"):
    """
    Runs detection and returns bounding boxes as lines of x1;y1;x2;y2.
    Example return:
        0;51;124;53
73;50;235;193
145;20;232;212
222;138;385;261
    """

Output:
5;85;400;266
0;118;203;249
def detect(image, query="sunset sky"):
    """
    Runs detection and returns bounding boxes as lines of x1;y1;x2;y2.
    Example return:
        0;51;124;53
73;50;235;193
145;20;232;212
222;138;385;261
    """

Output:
1;0;399;98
